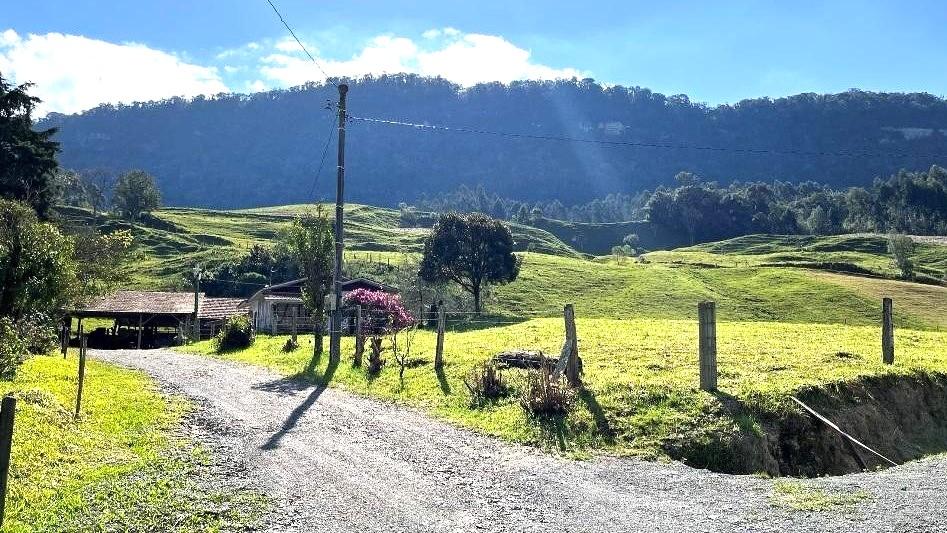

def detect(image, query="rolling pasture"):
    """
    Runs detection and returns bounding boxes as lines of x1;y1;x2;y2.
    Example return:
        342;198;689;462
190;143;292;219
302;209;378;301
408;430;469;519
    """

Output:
59;203;947;472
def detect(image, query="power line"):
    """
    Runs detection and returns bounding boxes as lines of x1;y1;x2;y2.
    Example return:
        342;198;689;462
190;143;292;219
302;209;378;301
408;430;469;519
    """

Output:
308;111;337;199
348;114;947;160
265;0;330;81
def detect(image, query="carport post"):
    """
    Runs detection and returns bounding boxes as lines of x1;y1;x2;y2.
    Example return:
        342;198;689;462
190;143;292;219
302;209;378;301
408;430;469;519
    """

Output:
137;313;143;349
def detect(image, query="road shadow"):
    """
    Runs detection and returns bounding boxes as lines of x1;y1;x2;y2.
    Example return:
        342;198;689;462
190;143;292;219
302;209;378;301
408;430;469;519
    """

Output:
260;357;338;450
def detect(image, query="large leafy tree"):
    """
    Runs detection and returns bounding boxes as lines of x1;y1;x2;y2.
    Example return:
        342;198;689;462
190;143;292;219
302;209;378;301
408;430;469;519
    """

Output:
283;209;334;357
113;170;161;220
0;199;77;319
419;212;520;314
0;76;59;216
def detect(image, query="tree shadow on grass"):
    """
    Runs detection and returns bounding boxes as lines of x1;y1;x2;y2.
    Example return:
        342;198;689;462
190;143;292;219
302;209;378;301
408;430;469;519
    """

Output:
435;365;451;395
260;356;338;451
441;314;532;333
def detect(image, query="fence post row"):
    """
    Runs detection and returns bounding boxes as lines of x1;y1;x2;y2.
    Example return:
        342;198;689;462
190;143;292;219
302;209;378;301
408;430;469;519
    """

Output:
0;395;15;527
434;307;446;369
75;332;88;419
698;301;718;392
882;297;894;365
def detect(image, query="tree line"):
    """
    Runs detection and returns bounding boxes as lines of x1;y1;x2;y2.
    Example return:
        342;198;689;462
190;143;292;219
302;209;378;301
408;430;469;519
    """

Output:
408;165;947;244
41;74;947;209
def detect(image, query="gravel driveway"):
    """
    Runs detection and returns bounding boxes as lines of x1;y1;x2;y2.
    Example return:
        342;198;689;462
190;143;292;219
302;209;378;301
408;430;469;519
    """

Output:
91;349;947;532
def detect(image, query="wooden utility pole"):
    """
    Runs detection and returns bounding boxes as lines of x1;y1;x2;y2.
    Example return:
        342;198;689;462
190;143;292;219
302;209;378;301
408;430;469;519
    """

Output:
698;301;718;392
882;297;894;365
329;83;348;364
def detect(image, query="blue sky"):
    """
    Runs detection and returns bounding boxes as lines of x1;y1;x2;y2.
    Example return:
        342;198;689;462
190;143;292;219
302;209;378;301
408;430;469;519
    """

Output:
3;0;947;115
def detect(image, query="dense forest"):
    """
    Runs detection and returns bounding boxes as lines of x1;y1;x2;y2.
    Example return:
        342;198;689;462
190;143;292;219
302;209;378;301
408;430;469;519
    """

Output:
41;75;947;209
410;165;947;245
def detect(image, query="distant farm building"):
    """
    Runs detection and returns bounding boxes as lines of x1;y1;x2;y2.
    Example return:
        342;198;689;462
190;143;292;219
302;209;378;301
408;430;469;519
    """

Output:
68;291;245;348
241;277;396;334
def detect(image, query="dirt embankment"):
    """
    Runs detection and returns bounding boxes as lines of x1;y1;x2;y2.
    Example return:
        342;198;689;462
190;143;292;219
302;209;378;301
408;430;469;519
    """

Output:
676;373;947;477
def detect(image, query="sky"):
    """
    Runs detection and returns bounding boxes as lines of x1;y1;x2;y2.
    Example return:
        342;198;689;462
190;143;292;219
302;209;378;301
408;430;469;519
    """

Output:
2;0;947;116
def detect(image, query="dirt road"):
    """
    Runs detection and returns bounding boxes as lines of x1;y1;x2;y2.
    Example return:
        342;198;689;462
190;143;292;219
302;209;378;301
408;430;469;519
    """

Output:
91;349;947;532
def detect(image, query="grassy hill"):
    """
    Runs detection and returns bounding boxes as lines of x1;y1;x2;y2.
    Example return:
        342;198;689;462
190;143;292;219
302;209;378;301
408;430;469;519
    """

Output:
645;233;947;282
54;204;582;288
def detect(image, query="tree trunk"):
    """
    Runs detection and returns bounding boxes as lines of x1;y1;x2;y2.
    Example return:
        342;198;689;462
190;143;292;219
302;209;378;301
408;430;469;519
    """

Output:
313;320;324;358
473;284;482;315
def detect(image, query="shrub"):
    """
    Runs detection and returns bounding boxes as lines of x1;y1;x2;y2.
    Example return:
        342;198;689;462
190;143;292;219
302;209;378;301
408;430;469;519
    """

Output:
520;366;575;415
464;361;509;406
887;234;915;279
282;338;299;352
0;318;27;380
16;313;59;355
215;315;254;352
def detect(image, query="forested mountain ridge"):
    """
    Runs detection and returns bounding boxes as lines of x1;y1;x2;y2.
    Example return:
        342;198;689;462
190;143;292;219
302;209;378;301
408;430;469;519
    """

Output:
40;75;947;209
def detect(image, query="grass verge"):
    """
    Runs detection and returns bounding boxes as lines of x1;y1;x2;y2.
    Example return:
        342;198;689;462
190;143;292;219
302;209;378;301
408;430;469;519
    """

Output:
1;355;265;532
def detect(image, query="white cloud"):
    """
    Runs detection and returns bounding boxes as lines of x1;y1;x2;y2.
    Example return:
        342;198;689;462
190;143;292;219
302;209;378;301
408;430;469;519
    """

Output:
254;28;584;88
0;29;228;115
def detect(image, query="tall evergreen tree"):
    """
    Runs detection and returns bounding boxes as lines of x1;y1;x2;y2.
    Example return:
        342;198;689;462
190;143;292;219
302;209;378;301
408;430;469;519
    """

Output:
0;76;59;216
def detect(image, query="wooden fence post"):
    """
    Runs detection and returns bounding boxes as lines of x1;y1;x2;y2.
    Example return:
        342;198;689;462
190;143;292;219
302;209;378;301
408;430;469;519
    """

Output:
563;304;580;387
882;297;894;365
0;395;15;527
435;307;445;369
354;305;364;366
61;320;69;358
291;307;298;344
698;301;718;392
75;332;88;419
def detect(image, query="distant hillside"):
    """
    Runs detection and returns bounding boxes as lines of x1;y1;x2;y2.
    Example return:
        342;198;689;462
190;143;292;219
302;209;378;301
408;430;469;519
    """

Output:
52;203;581;288
42;75;947;209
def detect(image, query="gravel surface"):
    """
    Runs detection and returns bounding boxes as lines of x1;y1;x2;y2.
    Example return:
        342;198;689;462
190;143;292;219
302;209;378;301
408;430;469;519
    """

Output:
91;349;947;532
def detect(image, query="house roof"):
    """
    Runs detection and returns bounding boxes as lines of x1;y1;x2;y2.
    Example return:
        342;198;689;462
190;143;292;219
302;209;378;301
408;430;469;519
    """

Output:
75;291;198;316
198;297;246;320
241;276;397;307
73;291;247;320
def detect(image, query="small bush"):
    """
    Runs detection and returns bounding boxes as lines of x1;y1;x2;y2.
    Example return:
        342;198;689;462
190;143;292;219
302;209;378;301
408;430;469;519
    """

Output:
215;315;254;352
282;338;299;352
16;313;59;355
0;318;28;380
520;367;575;415
464;361;509;406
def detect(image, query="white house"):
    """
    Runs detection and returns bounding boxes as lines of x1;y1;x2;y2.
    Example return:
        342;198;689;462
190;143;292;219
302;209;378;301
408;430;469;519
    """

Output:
240;277;397;334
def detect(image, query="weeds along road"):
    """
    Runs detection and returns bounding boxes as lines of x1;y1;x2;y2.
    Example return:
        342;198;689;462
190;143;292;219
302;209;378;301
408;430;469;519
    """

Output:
91;349;947;533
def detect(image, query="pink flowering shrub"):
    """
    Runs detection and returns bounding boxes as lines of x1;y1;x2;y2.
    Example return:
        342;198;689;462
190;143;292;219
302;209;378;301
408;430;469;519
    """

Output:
343;288;416;333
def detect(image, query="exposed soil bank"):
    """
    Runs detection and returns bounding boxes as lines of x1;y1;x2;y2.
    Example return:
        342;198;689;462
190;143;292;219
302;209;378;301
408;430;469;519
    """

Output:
673;373;947;477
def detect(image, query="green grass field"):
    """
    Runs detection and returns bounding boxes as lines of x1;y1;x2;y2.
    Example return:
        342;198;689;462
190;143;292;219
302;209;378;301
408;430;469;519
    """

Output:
646;233;947;281
2;355;264;532
185;318;947;465
55;202;947;473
